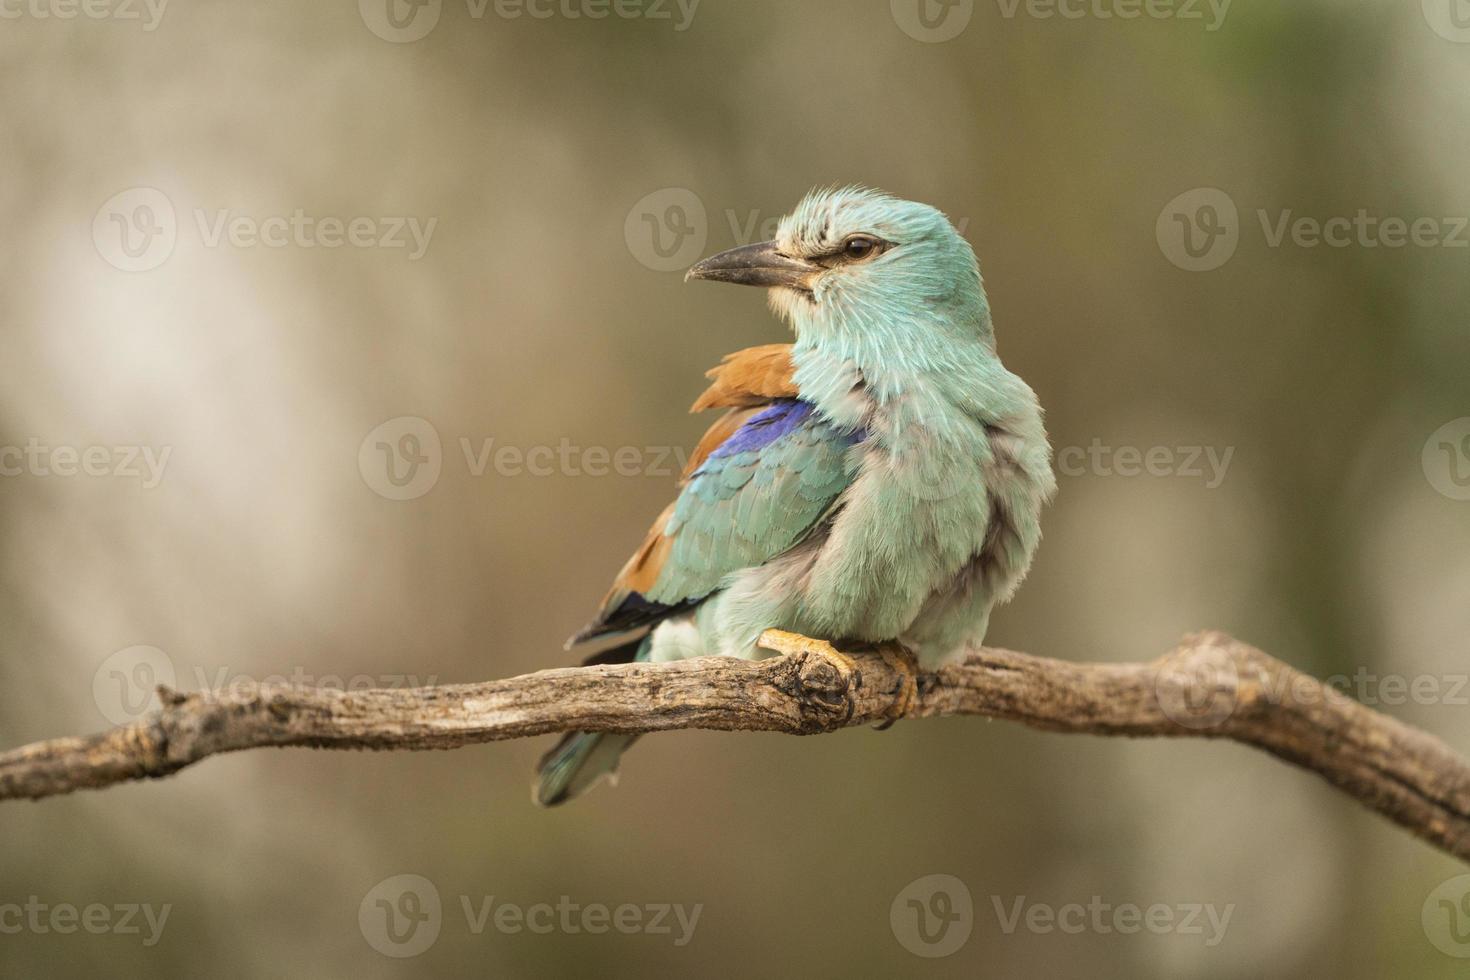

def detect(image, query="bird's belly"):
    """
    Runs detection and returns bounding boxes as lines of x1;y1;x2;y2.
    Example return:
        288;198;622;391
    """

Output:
678;436;1048;664
900;555;1002;667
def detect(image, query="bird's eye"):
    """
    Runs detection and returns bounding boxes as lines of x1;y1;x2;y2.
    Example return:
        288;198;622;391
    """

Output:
842;236;878;261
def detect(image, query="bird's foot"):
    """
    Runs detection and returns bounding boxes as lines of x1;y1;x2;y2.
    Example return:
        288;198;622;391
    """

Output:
758;629;862;721
872;642;920;731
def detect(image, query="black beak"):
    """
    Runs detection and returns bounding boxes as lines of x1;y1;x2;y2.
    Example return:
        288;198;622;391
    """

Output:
685;241;820;291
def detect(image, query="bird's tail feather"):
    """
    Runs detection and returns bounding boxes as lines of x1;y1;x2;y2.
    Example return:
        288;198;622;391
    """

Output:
534;731;639;807
533;636;648;807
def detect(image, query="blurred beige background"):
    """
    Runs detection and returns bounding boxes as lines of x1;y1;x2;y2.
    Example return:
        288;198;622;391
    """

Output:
3;0;1470;976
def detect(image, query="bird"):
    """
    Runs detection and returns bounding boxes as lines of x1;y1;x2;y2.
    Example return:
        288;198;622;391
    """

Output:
535;186;1056;806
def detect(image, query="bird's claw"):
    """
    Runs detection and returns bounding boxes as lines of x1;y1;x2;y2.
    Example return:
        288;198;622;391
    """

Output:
872;642;920;730
758;629;861;718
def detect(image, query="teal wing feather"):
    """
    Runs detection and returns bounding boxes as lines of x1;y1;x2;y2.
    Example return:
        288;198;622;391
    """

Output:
571;400;860;645
642;400;859;606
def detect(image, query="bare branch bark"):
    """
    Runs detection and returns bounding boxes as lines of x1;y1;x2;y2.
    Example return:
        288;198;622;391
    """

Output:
2;631;1468;863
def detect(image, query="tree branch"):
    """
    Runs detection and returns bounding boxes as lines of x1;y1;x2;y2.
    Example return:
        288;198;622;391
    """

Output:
3;631;1468;863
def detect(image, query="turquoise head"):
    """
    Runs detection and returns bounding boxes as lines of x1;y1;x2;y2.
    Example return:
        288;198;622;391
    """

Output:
687;187;1003;411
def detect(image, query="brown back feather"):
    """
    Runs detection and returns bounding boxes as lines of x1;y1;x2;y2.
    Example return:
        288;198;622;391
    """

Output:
688;343;797;412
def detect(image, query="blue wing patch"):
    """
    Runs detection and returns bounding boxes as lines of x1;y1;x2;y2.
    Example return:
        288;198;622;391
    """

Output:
644;399;861;606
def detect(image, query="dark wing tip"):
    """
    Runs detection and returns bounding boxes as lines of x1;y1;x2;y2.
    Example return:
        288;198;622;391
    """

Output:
564;622;606;650
567;595;696;649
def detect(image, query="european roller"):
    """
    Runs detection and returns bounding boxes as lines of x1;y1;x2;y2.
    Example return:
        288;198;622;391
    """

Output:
536;187;1056;805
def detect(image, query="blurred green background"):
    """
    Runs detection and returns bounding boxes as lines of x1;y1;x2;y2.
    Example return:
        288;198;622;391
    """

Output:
3;0;1469;976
